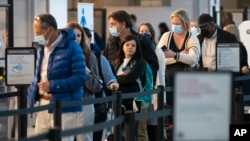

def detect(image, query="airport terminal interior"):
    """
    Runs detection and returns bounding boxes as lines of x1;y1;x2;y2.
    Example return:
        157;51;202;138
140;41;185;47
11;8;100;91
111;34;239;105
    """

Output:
0;0;250;141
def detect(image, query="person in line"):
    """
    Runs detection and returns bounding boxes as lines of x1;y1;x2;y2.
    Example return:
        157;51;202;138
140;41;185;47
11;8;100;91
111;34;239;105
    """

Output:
223;22;249;74
197;13;238;71
223;23;250;108
82;27;101;55
130;14;138;32
28;13;86;141
104;10;159;85
221;11;236;29
157;10;200;140
137;22;166;141
82;26;119;141
113;35;146;141
158;9;200;105
66;22;103;141
158;22;169;41
189;20;200;36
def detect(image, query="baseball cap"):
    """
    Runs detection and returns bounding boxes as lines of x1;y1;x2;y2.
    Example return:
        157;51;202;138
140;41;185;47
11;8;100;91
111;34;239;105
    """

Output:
198;13;214;26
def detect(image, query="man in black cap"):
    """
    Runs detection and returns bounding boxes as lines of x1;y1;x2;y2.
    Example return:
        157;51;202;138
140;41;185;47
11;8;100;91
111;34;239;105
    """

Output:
197;13;237;70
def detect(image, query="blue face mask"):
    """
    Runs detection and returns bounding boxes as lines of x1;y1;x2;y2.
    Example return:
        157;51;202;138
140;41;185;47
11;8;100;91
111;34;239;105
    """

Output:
109;27;120;37
172;24;182;34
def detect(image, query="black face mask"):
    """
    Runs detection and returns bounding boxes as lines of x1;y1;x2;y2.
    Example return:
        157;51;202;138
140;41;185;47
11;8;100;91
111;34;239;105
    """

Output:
200;29;211;38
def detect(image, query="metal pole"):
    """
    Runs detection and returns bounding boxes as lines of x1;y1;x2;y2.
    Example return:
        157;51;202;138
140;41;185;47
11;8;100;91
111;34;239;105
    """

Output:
16;86;27;139
49;127;61;141
53;100;62;141
212;6;217;23
114;91;122;141
157;85;164;141
243;6;248;21
234;88;244;124
124;111;135;141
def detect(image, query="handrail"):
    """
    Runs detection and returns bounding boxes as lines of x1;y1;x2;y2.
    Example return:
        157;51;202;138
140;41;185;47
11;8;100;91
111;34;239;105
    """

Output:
0;74;249;141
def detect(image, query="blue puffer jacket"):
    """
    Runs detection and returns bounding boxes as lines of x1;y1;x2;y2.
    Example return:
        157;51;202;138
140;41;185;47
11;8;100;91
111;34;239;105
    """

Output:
28;28;86;113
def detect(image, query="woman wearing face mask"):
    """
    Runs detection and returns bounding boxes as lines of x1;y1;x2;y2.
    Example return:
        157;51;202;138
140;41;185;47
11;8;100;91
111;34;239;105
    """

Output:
157;9;200;140
137;22;166;141
157;9;200;106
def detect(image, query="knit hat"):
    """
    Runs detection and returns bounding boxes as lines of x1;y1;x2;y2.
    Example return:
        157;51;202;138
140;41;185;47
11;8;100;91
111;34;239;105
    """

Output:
198;13;214;26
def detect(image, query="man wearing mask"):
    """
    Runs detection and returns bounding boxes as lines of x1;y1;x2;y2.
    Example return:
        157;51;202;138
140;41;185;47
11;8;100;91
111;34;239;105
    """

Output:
104;10;159;84
197;13;237;71
28;13;86;141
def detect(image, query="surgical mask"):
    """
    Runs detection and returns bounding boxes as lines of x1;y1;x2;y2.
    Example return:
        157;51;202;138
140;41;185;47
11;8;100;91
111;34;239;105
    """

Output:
34;35;48;45
190;27;200;36
109;27;120;37
172;24;182;34
34;30;50;45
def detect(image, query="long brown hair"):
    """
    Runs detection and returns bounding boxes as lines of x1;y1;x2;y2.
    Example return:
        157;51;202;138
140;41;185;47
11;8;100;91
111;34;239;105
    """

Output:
66;22;91;67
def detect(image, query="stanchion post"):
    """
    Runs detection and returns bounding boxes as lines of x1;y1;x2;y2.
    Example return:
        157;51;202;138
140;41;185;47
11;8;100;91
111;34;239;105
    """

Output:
53;100;62;141
157;85;164;141
243;6;248;21
16;86;28;139
124;111;135;141
49;127;61;141
114;91;122;141
234;88;244;124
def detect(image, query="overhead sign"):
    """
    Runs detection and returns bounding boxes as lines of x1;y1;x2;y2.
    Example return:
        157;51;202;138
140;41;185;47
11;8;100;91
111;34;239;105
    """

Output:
174;72;232;141
5;47;36;86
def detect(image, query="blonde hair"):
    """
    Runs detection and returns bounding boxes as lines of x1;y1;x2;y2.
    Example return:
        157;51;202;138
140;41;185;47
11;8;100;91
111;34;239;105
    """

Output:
170;9;190;31
223;24;240;41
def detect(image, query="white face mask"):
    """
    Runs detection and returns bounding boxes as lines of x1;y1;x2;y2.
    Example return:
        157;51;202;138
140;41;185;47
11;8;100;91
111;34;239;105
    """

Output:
190;27;200;36
34;29;50;46
109;27;120;37
34;35;48;45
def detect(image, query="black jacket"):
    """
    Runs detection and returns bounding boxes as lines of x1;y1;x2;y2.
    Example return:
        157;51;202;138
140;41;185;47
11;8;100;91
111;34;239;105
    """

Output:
197;28;238;67
104;30;159;84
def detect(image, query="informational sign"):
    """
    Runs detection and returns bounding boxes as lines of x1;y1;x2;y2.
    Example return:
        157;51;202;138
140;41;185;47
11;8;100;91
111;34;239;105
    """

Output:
5;48;36;86
78;2;94;30
77;2;94;43
216;42;240;72
238;21;250;67
173;72;232;141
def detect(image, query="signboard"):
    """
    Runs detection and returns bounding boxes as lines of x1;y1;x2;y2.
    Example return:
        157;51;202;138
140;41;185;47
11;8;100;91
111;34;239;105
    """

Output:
216;42;240;72
77;2;94;43
173;72;232;141
5;48;36;86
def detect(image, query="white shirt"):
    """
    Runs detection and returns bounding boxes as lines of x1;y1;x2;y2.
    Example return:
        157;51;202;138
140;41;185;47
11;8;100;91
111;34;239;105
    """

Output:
39;32;62;95
202;30;217;71
116;58;131;75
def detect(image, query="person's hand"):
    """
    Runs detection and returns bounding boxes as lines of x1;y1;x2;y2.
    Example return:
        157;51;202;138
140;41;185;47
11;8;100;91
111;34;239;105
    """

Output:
241;66;249;74
163;49;176;58
109;82;119;91
37;81;50;93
